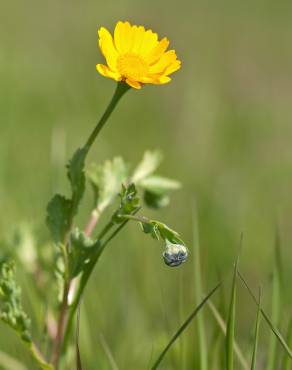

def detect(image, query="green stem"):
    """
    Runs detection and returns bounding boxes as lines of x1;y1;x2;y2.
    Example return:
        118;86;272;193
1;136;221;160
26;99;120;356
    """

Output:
30;343;54;370
52;81;130;368
84;82;130;152
62;213;137;352
120;214;150;224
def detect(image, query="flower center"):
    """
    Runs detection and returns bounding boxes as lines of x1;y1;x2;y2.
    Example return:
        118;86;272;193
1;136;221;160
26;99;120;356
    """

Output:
117;53;148;80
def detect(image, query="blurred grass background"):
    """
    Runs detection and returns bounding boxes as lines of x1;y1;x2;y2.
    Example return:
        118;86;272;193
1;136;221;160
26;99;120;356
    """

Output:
0;0;292;368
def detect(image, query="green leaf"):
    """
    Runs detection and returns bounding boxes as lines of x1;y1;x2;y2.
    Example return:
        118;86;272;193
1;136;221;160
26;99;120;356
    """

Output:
226;256;239;370
151;281;222;370
143;190;169;209
112;184;140;223
0;261;31;343
140;218;184;245
67;147;87;214
192;205;208;370
238;271;292;360
46;194;72;244
131;150;162;184
68;228;100;278
86;157;128;212
139;175;181;194
283;318;292;370
207;300;249;370
251;288;262;370
266;232;281;370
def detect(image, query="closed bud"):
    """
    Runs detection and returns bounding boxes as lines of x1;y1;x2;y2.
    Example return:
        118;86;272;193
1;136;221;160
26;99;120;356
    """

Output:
162;241;188;267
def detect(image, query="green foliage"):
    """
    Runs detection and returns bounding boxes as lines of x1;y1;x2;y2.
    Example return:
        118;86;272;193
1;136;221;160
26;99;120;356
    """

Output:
251;288;262;370
86;157;128;212
112;183;140;223
131;150;163;184
47;148;87;245
68;228;99;278
151;281;222;370
226;256;239;370
266;234;281;370
67;147;87;215
192;206;208;370
143;190;170;209
46;194;72;244
141;219;184;245
0;261;31;343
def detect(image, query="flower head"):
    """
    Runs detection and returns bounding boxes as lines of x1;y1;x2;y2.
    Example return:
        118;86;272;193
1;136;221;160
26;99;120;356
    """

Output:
96;21;181;89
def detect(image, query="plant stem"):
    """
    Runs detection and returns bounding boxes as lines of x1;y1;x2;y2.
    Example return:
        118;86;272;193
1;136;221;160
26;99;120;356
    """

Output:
120;214;150;224
51;82;130;368
84;209;100;236
51;281;71;367
84;82;130;152
30;342;54;370
62;216;134;352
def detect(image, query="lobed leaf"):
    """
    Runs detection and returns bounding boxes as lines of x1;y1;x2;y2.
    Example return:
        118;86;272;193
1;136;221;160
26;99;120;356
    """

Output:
67;147;87;214
86;157;128;212
131;150;162;184
46;194;72;244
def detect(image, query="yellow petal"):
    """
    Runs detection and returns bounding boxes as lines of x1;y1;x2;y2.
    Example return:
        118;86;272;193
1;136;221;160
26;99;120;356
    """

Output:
164;60;181;75
145;37;169;65
148;50;177;74
125;78;142;89
130;25;146;54
98;27;118;70
114;21;133;53
153;76;172;84
96;64;122;81
139;29;159;57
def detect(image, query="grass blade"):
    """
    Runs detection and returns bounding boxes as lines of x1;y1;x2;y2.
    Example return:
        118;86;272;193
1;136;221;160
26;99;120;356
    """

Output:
226;254;239;370
99;333;119;370
238;271;292;360
266;232;281;370
192;203;207;370
150;281;222;370
283;318;292;370
207;300;249;370
250;288;262;370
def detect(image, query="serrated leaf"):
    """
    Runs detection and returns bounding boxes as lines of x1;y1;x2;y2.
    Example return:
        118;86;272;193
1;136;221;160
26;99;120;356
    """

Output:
140;175;181;194
86;157;128;212
0;261;31;343
46;194;72;243
112;184;140;224
131;150;162;184
68;228;100;278
67;147;87;214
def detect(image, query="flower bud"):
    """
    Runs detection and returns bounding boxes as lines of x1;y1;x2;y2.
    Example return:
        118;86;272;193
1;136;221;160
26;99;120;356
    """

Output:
162;241;188;267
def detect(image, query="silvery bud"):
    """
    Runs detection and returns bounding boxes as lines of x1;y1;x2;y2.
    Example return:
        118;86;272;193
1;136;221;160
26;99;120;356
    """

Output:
162;241;188;267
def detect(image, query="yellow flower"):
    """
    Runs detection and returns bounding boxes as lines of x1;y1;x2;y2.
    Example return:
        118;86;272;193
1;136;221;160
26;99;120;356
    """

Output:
96;21;181;89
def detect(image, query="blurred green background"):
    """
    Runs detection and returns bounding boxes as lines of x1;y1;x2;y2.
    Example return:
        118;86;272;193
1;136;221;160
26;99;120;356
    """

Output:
1;0;292;368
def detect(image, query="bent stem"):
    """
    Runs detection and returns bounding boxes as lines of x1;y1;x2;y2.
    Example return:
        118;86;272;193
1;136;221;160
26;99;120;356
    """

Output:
52;82;130;368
